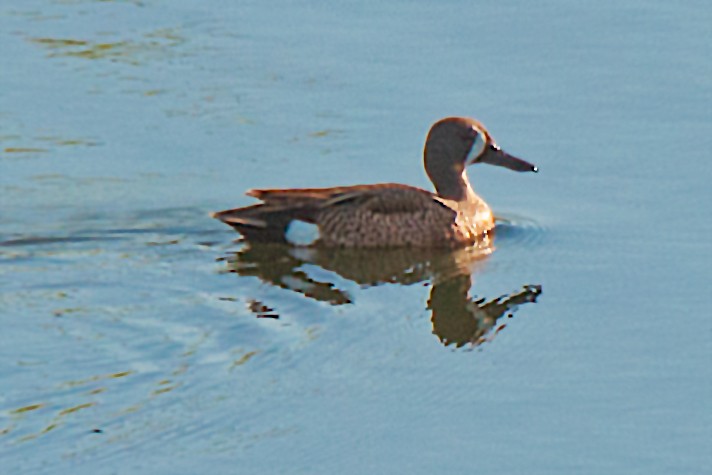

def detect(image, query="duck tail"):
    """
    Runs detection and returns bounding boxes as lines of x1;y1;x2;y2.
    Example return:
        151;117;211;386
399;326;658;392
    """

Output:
210;203;315;243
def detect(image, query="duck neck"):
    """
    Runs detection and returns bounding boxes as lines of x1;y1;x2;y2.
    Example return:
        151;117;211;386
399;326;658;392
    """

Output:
424;142;477;202
430;169;477;203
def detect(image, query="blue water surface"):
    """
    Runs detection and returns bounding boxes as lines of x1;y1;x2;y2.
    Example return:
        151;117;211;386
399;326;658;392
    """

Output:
1;1;710;474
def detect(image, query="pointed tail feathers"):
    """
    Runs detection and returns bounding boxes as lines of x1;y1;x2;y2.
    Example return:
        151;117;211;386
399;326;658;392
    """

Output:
211;203;317;243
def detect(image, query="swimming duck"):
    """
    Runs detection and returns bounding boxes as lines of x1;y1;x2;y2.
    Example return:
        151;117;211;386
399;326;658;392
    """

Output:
212;117;537;248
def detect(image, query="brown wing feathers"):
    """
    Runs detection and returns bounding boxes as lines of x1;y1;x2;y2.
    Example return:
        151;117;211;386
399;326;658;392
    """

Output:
211;184;453;243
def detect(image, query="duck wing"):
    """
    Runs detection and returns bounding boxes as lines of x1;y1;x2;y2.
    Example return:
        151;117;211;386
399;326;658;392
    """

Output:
212;184;455;244
252;183;453;214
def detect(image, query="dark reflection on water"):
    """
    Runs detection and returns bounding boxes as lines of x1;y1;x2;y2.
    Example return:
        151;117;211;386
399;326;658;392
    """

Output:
0;236;125;246
429;275;541;347
221;241;542;348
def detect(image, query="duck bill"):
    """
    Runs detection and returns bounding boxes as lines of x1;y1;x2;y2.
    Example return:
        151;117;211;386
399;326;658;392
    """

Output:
478;147;538;173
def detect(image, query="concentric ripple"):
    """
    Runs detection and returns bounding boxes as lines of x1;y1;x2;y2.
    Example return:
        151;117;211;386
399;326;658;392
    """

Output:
494;213;548;250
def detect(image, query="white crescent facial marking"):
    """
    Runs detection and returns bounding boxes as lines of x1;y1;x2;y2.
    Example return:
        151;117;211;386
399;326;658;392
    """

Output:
285;220;320;246
466;127;487;164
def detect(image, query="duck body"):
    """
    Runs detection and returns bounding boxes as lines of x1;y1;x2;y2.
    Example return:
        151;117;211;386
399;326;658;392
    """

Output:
212;117;537;248
216;183;492;248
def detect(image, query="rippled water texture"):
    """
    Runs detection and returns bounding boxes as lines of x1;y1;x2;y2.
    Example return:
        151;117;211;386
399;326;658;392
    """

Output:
1;1;710;474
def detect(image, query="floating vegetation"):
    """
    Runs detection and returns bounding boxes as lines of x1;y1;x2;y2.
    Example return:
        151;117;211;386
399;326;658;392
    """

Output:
229;350;259;371
1;135;100;159
50;138;100;147
3;147;48;154
58;402;95;416
30;38;89;47
52;307;86;317
29;28;187;65
145;239;180;246
10;403;45;415
60;370;134;388
11;400;100;443
110;371;132;379
151;381;181;396
309;130;332;138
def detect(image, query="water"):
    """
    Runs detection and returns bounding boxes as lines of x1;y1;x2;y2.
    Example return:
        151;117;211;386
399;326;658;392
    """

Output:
1;0;710;473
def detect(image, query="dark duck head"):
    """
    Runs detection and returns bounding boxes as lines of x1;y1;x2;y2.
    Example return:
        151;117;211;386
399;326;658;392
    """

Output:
423;117;537;202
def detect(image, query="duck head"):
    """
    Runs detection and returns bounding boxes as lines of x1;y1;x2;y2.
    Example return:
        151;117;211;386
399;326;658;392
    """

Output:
424;117;537;201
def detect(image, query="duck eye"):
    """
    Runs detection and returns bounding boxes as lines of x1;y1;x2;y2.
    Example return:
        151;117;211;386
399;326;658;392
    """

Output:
490;143;501;151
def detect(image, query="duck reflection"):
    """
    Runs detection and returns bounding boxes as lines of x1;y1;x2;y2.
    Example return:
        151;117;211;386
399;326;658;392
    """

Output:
220;239;541;348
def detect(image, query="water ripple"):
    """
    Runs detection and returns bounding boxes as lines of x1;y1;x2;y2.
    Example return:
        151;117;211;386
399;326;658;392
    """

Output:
494;213;547;250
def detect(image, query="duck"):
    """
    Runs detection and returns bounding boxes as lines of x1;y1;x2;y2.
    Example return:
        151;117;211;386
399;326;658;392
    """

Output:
211;117;537;248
